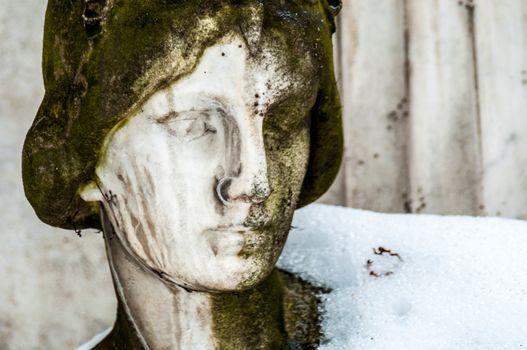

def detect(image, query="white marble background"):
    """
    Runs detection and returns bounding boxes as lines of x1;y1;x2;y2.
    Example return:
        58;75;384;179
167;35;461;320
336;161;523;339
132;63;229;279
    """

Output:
1;0;526;349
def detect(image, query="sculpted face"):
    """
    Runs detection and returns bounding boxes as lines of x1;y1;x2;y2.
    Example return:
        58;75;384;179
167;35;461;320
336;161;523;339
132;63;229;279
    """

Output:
81;34;316;292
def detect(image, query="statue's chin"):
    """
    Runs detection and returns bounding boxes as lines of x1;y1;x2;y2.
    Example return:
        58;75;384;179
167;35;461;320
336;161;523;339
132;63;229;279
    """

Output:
123;224;283;292
147;255;276;293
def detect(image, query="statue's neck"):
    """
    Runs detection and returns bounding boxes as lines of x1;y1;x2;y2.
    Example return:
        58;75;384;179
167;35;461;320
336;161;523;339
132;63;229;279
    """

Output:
96;214;287;350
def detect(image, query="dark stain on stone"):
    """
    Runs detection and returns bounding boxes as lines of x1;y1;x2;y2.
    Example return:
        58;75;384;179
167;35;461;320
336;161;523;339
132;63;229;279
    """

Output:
458;0;475;9
415;194;426;213
403;199;412;213
387;111;398;122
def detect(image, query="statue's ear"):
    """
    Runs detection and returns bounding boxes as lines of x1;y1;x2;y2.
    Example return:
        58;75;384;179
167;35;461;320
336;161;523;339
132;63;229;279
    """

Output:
321;0;342;33
79;181;104;202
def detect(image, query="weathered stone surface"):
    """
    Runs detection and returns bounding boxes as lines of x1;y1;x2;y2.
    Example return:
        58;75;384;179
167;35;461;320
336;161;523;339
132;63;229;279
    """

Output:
22;0;343;231
21;1;342;348
95;269;327;350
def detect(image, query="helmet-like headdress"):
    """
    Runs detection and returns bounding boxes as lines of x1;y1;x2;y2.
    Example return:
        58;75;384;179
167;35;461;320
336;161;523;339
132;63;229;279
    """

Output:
22;0;343;230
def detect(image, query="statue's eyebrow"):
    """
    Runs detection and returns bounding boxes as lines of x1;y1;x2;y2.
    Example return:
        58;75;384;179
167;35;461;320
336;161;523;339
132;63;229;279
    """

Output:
148;93;231;122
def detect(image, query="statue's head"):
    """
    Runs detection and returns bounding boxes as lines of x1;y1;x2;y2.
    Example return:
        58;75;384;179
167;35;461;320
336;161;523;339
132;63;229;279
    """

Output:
23;0;342;292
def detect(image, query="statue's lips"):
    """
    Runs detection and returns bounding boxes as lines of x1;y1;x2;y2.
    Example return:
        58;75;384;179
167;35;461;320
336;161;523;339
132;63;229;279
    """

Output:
203;225;252;256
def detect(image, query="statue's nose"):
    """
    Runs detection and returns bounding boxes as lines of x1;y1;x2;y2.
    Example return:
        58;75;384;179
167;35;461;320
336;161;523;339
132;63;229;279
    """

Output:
216;173;271;205
216;129;271;205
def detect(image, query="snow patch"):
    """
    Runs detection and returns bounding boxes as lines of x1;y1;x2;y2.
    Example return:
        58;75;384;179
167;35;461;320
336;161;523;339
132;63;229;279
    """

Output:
278;204;527;349
76;327;112;350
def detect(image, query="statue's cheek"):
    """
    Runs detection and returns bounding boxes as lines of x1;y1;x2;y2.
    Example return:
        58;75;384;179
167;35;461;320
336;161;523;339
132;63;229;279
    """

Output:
264;124;310;210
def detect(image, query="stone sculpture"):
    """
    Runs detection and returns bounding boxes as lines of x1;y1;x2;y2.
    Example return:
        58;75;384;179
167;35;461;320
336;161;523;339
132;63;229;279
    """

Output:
22;1;342;348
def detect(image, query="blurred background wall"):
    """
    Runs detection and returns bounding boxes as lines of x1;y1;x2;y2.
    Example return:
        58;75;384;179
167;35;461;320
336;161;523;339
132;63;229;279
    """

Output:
321;0;527;220
0;1;115;349
0;0;526;349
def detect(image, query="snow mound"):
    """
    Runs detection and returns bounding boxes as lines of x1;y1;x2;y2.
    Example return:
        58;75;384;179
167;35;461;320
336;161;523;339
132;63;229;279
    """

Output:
278;204;527;350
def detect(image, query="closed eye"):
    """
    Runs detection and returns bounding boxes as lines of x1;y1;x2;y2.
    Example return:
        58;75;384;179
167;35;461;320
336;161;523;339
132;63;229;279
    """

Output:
157;110;218;142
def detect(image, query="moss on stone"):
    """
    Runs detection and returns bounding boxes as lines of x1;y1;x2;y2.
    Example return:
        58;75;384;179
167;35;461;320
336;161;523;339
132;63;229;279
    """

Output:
281;270;329;349
211;269;287;349
93;300;145;350
22;0;342;231
96;269;327;349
